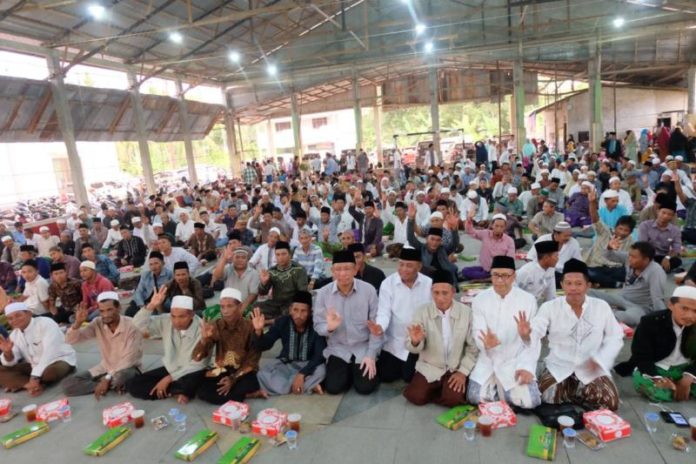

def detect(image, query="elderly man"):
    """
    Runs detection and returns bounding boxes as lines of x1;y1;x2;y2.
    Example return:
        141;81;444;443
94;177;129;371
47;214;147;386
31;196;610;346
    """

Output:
407;206;459;287
212;245;259;312
115;226;147;268
638;198;683;273
175;212;195;245
101;219;123;250
468;256;541;408
528;199;564;239
600;176;634;213
0;302;76;395
64;292;143;398
527;222;582;286
368;247;432;383
129;292;208;404
616;286;696;402
292;229;324;289
251;291;327;395
47;262;82;324
188;222;217;263
250;226;280;271
402;270;479;406
162;261;206;314
79;260;115;318
461;212;515;281
35;226;59;258
192;288;262;404
516;241;559;306
1;235;20;265
523;259;624;411
157;234;200;274
314;250;381;395
125;251;173;317
598;189;629;230
257;241;308;320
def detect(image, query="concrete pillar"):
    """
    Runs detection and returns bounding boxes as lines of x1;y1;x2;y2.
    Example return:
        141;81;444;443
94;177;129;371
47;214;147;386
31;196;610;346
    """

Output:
688;65;696;115
374;84;383;165
353;73;363;152
221;87;241;177
429;65;440;156
266;119;276;159
512;54;526;154
290;93;302;158
175;79;198;185
127;70;156;194
588;40;603;152
46;52;89;206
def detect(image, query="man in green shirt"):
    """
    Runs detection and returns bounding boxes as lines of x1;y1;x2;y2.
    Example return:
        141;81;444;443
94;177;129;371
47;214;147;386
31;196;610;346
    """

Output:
257;241;308;321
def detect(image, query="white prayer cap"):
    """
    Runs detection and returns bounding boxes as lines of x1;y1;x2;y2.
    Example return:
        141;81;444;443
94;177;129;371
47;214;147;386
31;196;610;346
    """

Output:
240;204;248;211
578;174;588;180
626;160;635;166
540;169;550;174
39;226;49;232
152;222;163;228
430;212;443;220
261;190;269;196
581;181;594;188
666;155;674;161
531;182;541;190
603;190;619;199
80;260;95;270
466;190;478;199
416;190;426;197
131;217;141;223
652;158;661;165
673;286;696;301
553;221;572;232
1;236;11;243
269;227;281;236
97;291;119;302
587;170;597;177
220;287;242;302
676;155;684;161
171;295;194;311
560;162;566;167
427;170;434;174
609;176;621;184
57;218;67;224
492;213;507;222
507;187;518;195
110;219;120;227
4;302;29;316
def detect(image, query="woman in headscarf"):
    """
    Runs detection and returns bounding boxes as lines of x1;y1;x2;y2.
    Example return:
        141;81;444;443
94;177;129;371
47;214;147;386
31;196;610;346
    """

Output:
474;141;488;167
657;126;671;160
624;130;638;163
668;126;688;158
639;128;650;154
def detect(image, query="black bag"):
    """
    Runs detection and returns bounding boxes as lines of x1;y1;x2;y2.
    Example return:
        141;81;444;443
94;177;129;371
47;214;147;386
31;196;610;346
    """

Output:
533;403;584;430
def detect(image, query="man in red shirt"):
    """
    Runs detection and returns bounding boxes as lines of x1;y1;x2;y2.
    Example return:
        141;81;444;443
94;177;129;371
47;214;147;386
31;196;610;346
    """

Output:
79;261;114;320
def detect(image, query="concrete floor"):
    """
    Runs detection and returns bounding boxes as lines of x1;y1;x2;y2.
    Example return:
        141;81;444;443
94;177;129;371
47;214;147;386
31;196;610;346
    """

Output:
1;234;695;464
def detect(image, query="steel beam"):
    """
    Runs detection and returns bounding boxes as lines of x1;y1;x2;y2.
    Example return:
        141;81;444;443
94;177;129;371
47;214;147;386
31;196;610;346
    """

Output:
352;72;363;152
588;39;603;152
429;64;441;157
290;92;302;158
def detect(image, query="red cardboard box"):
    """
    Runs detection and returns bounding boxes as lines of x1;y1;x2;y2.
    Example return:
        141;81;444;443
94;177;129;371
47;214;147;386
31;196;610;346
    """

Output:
37;398;70;422
583;409;631;442
251;409;287;437
102;402;135;428
0;398;11;417
478;401;517;429
212;401;250;427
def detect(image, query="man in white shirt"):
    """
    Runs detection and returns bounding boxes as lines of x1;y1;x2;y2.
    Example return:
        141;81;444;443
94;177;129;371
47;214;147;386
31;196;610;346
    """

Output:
368;247;432;383
0;302;76;395
35;226;60;258
600;176;634;213
18;259;50;315
101;219;123;250
468;256;541;409
249;227;279;271
516;240;559;305
523;259;624;411
157;235;200;274
414;191;432;228
526;221;582;286
175;212;195;244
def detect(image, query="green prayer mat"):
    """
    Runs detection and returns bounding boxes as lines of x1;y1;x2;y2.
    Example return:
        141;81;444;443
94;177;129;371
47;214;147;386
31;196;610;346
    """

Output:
632;364;696;402
382;223;394;236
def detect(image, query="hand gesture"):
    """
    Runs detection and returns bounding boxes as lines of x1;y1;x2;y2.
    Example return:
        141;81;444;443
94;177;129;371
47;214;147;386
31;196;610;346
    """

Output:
407;202;416;219
74;305;88;327
223;244;234;261
515;369;534;385
326;308;342;332
200;319;216;340
259;269;270;285
408;323;425;345
661;257;671;273
366;320;384;337
675;376;693;401
446;209;460;230
216;376;234;396
148;285;167;311
254;205;262;216
94;378;110;400
447;371;467;393
149;375;172;399
251;307;265;333
607;236;622;251
587;188;597;203
653;377;676;391
467;208;477;220
513;311;532;341
291;373;305;395
360;357;377;380
478;328;501;350
0;336;13;356
322;227;330;241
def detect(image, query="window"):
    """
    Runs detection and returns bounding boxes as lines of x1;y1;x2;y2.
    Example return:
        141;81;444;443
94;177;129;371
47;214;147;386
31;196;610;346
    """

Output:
275;121;291;131
312;117;328;129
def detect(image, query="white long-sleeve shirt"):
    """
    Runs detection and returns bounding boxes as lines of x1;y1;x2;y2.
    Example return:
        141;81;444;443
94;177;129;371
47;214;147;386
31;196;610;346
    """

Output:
531;296;623;385
175;220;195;243
0;317;77;377
101;228;122;249
526;234;582;273
516;261;557;305
162;247;200;274
470;287;538;390
249;244;276;271
35;235;60;257
376;273;432;361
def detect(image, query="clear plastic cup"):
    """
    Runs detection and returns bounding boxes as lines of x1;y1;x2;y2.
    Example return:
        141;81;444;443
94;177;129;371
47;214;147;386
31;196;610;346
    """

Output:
463;421;476;442
22;404;37;422
689;417;696;441
229;410;241;430
132;410;145;429
478;415;493;437
285;430;298;450
168;408;180;420
645;412;659;433
563;428;576;448
557;415;575;431
59;405;72;423
175;413;187;432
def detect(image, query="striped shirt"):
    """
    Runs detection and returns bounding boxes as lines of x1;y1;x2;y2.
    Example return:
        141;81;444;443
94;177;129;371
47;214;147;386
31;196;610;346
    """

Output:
292;244;324;281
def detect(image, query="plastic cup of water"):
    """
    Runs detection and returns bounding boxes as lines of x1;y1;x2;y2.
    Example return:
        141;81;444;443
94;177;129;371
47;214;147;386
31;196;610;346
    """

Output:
563;428;576;448
645;412;659;433
174;413;187;432
463;421;476;442
285;430;298;450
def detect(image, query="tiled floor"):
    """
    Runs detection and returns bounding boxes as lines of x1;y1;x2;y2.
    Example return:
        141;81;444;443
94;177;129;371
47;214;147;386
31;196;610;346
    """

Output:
0;235;694;463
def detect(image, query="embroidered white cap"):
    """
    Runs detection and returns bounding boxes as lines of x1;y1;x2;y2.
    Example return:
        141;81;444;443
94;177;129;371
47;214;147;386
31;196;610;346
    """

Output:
220;288;242;302
171;295;194;311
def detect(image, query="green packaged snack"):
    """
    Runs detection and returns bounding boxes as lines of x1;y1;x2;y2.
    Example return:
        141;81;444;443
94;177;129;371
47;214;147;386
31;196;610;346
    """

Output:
175;429;219;461
526;424;557;461
84;426;131;456
1;421;49;448
203;304;221;321
217;437;260;464
435;405;475;430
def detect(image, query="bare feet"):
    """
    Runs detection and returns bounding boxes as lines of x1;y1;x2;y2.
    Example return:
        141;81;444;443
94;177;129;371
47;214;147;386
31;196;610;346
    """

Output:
312;384;324;395
176;394;190;405
245;390;269;399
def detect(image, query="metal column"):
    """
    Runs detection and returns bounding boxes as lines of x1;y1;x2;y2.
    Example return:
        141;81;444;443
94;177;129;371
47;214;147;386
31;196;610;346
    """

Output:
221;87;241;177
266;119;276;159
588;39;603;152
127;70;156;194
175;79;198;185
429;65;440;156
46;52;89;206
512;52;526;154
353;73;363;151
290;93;302;159
688;65;696;115
374;84;383;165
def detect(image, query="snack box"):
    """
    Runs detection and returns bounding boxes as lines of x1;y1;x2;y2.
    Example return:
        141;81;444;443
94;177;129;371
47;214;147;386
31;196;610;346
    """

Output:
212;401;250;427
0;398;11;417
102;401;135;428
619;322;634;338
251;409;287;437
1;421;49;448
175;429;219;461
37;397;70;422
217;437;261;464
583;409;631;442
435;405;475;430
478;401;517;429
84;426;131;456
526;424;557;461
119;265;134;273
